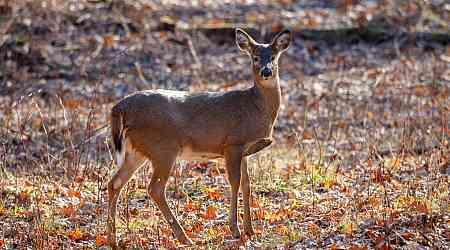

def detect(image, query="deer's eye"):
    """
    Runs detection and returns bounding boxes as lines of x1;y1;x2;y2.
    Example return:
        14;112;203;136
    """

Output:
271;56;275;61
253;56;259;63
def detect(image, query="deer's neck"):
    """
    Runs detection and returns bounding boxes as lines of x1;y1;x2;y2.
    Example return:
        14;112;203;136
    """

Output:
252;75;281;122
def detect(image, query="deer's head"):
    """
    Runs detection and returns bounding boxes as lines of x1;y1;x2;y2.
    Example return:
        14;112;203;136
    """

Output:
236;28;291;87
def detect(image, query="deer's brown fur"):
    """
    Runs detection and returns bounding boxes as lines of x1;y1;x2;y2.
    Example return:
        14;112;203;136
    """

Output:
107;28;292;247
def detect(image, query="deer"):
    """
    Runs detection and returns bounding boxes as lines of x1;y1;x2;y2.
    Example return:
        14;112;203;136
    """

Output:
107;28;292;247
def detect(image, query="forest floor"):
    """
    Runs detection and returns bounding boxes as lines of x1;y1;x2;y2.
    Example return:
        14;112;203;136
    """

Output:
0;0;449;249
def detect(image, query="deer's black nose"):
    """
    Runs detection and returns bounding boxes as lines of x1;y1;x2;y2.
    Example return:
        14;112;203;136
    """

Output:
261;68;272;78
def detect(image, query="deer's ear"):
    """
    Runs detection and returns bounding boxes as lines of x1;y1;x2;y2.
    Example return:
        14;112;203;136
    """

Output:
236;28;255;53
272;29;292;53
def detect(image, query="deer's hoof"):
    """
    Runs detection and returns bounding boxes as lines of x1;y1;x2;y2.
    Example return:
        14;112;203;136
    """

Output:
231;229;241;239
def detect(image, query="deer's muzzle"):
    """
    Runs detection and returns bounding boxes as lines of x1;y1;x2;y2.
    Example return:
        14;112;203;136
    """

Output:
260;64;273;78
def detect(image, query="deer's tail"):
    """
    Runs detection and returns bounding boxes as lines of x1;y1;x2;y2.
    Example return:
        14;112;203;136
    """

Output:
111;108;124;166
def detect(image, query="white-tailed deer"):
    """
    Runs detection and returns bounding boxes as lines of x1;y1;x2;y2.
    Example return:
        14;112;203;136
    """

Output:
107;28;291;247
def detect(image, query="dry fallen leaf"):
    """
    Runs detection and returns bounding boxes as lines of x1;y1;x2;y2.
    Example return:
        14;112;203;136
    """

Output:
401;232;415;240
18;190;30;202
95;234;107;246
348;245;368;250
74;176;84;183
188;223;204;234
302;131;313;140
62;205;75;218
67;189;81;198
64;99;81;110
103;35;119;48
68;228;85;241
276;225;289;235
203;206;217;219
308;223;320;236
206;188;222;200
185;200;198;211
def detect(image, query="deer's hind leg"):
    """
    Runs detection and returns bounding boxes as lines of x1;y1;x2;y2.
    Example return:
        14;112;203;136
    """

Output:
107;139;146;248
147;148;193;245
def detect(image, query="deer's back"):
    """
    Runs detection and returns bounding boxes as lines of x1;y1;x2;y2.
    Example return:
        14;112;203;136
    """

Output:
112;88;276;156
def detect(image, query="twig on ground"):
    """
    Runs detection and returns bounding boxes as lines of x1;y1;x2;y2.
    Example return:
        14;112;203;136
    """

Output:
186;35;202;70
57;124;109;157
134;62;150;90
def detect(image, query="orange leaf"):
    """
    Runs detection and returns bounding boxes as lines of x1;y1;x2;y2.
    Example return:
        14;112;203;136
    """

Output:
204;206;217;219
17;210;33;218
185;201;198;211
275;225;289;235
189;223;204;234
308;223;320;236
302;131;313;140
67;189;81;198
368;196;381;207
68;228;84;241
74;176;84;183
62;205;75;217
95;235;107;246
0;239;4;248
64;99;81;110
401;232;414;240
337;120;347;129
257;208;265;220
413;85;428;97
348;246;368;250
207;189;221;200
103;35;118;48
251;197;260;208
18;191;30;202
